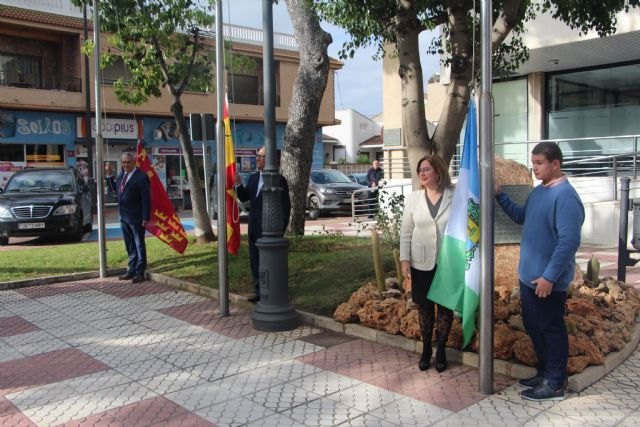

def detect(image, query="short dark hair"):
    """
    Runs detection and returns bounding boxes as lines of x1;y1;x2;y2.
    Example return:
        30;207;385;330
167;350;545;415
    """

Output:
532;142;563;165
415;154;451;190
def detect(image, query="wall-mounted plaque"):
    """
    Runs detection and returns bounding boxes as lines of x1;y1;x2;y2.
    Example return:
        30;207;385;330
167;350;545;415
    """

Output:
494;185;531;244
383;128;402;146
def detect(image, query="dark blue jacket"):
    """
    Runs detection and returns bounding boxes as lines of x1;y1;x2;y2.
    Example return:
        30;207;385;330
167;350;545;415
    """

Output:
236;172;291;238
116;168;151;225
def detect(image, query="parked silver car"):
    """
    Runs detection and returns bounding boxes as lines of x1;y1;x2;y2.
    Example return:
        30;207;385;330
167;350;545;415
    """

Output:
307;169;366;219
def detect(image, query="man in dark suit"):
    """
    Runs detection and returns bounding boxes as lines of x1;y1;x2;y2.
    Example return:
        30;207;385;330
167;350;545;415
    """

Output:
235;146;291;303
107;152;151;283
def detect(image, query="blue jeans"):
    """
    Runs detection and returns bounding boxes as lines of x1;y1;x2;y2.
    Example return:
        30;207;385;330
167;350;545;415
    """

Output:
121;221;147;276
519;281;568;389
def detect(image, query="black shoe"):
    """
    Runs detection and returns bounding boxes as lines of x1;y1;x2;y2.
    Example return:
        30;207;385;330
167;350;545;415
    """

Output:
132;275;145;284
519;376;543;389
119;273;135;280
520;379;565;401
418;347;432;371
435;344;447;373
247;295;260;303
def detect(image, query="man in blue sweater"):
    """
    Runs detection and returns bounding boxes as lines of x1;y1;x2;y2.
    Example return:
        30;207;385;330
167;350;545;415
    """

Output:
496;142;584;401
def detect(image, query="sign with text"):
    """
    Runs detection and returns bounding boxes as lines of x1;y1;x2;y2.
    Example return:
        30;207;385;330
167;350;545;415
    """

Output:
76;117;142;140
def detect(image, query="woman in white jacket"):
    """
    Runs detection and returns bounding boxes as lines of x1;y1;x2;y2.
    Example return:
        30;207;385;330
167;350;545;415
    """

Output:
400;154;454;372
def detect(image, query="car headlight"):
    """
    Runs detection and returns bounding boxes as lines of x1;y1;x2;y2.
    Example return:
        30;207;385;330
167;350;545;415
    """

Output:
53;204;77;215
319;187;335;194
0;206;11;219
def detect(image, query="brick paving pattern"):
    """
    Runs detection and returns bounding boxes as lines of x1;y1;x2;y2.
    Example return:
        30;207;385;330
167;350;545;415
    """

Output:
0;276;638;426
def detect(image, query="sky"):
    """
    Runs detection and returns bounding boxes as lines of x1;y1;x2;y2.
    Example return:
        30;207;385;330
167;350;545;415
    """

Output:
224;1;441;118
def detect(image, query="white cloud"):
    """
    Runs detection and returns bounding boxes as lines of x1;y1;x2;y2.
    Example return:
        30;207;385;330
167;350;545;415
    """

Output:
224;0;440;117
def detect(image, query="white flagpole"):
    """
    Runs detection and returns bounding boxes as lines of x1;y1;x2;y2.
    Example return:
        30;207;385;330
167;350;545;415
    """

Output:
479;0;496;394
215;0;229;317
93;0;107;277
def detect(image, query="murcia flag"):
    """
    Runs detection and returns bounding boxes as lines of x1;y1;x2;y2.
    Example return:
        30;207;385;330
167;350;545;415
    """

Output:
135;142;188;254
224;96;240;255
428;100;480;347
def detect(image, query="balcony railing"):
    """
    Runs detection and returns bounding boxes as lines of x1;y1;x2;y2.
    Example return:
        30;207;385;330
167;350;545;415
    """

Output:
1;75;82;92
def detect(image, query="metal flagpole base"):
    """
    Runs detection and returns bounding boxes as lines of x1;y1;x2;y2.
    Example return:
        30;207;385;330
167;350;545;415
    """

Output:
252;236;299;331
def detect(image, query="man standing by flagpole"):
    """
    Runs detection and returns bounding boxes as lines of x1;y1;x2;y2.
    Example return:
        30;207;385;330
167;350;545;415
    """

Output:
428;100;481;348
111;152;150;283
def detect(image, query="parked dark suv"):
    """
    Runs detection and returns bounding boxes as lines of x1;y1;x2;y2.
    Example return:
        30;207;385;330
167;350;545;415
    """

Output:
307;169;366;219
0;167;93;245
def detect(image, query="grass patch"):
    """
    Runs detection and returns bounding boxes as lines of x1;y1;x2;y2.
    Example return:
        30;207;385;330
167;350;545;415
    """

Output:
1;233;395;316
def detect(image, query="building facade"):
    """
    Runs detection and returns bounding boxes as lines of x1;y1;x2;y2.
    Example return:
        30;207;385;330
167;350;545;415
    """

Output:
0;0;341;205
321;109;382;165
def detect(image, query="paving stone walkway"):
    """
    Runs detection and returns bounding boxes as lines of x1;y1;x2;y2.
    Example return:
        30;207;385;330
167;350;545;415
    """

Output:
0;277;639;426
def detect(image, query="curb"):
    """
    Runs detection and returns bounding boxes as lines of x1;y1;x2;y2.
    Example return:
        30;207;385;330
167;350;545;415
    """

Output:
2;270;638;393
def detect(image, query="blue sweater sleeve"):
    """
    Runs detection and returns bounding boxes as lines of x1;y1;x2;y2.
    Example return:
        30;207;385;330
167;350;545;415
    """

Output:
496;192;526;225
542;193;584;283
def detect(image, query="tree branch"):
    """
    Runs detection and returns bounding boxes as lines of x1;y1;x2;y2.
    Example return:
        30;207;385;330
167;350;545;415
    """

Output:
491;0;522;50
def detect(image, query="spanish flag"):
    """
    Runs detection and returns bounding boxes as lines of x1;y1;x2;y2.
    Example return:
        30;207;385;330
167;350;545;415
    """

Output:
224;96;241;255
135;142;188;254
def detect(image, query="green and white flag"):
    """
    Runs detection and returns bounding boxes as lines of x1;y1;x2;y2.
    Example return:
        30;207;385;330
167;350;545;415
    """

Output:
428;100;480;347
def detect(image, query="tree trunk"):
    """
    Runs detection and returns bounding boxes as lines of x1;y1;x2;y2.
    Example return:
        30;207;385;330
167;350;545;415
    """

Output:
171;98;216;243
395;2;429;188
431;2;474;168
281;0;332;235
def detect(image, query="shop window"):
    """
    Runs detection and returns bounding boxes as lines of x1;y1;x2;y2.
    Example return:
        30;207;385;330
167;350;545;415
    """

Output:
0;143;24;162
25;144;65;167
228;60;280;106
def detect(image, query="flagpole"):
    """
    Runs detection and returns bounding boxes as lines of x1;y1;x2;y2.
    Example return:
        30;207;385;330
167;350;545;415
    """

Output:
93;0;107;278
479;0;495;394
215;0;229;317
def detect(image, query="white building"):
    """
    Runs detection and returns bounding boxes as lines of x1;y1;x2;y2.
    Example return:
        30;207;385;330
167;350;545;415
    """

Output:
322;109;382;164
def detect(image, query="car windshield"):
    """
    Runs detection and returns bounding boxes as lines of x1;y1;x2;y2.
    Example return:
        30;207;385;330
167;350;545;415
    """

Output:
5;171;74;193
311;170;352;184
350;174;368;186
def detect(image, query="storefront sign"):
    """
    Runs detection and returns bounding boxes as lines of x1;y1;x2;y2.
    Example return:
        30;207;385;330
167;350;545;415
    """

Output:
155;147;203;155
76;117;142;140
1;110;74;143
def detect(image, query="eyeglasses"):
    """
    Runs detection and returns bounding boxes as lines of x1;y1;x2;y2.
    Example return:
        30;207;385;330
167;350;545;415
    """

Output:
256;154;265;159
418;168;431;174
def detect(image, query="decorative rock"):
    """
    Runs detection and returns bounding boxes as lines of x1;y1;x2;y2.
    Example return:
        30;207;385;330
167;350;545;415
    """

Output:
356;298;404;334
334;302;359;324
494;322;519;360
399;309;420;339
385;277;400;290
381;289;403;299
566;298;602;319
348;284;381;307
513;337;537;366
567;355;591;374
508;314;525;332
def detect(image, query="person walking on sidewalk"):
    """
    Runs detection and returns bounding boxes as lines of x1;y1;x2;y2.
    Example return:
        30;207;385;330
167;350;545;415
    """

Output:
400;154;454;372
106;152;151;284
235;147;291;303
496;141;584;402
366;159;384;217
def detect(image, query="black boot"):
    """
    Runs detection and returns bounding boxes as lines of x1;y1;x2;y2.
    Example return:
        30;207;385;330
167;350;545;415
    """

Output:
435;342;447;373
419;344;432;371
418;307;434;371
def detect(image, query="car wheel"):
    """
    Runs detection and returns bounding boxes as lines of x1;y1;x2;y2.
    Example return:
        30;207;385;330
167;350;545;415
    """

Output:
0;236;8;246
308;195;320;220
